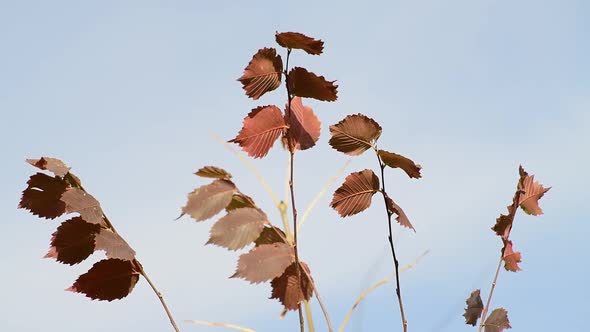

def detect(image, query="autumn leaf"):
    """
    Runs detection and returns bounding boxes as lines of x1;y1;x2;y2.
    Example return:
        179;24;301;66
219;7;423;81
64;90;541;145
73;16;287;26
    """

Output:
67;259;140;301
45;217;101;265
378;150;422;179
331;169;380;217
95;228;136;261
180;179;237;221
60;188;105;225
385;193;415;231
255;226;288;246
229;105;288;158
502;240;522;272
329;114;382;156
518;166;550;216
27;157;70;177
19;173;68;219
195;166;232;180
226;193;257;211
284;97;321;151
207;208;269;251
238;48;283;100
484;308;511;332
270;262;313;310
275;32;324;55
287;67;337;101
231;243;294;284
463;289;484;326
491;179;523;239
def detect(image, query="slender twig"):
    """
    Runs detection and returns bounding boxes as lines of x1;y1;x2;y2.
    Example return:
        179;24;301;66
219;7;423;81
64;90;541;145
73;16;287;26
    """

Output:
373;149;408;332
304;300;316;332
138;263;181;332
185;320;255;332
312;283;334;332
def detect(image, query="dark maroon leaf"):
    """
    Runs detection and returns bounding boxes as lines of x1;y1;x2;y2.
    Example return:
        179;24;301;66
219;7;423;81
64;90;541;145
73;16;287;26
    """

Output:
255;226;288;246
45;217;101;265
26;157;70;177
275;32;324;55
270;262;313;310
67;259;140;301
19;173;68;219
329;114;382;155
288;67;337;101
378;149;422;179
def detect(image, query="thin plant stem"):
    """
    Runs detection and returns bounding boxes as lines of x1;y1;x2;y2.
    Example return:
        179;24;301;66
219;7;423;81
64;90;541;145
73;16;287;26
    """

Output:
304;300;315;332
138;263;181;332
312;283;333;332
185;320;255;332
374;149;408;332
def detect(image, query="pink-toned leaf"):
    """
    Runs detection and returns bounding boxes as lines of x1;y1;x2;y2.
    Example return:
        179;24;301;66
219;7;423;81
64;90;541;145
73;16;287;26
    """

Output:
231;243;294;284
194;166;232;180
255;226;288;246
229;105;288;158
180;179;237;221
378;149;422;179
331;169;380;217
60;188;105;225
45;217;101;265
385;193;415;231
484;308;511;332
19;173;68;219
284;97;321;151
95;228;136;260
238;48;283;100
26;157;70;177
287;67;338;101
275;32;324;55
329;114;382;155
463;289;484;326
67;259;140;301
518;166;550;216
207;208;269;251
270;262;313;310
502;240;522;272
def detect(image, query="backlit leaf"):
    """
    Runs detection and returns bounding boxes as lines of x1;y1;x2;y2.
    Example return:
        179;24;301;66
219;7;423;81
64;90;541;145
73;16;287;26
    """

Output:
284;97;321;151
255;226;288;246
67;259;140;301
95;228;136;261
385;193;415;231
45;217;101;265
207;208;268;251
484;308;511;332
238;48;283;100
518;166;550;216
329;114;382;155
502;240;522;272
229;105;288;158
331;169;380;217
287;67;337;101
60;188;105;225
180;179;237;221
275;32;324;55
195;166;232;180
270;262;313;310
378;149;422;179
19;173;68;219
226;193;257;211
491;170;527;239
231;243;294;284
26;157;70;177
463;289;484;326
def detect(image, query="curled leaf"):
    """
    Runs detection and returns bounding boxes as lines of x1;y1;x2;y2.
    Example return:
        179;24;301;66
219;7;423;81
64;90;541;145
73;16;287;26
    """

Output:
518;166;550;216
275;32;324;55
226;193;257;211
270;262;313;310
67;259;140;301
331;169;380;217
229;105;288;158
502;240;522;272
484;308;511;332
180;179;237;221
385;193;415;231
463;289;484;326
255;226;287;246
26;157;70;177
287;67;337;101
19;173;68;219
207;208;268;251
195;166;232;180
60;188;105;225
329;114;382;156
231;243;294;284
45;217;101;265
238;48;283;100
378;149;422;179
284;97;321;151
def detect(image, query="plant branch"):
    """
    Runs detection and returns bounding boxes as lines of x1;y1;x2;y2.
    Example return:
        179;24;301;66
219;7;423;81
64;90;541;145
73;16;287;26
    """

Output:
137;263;181;332
311;282;333;332
304;300;315;332
374;149;408;332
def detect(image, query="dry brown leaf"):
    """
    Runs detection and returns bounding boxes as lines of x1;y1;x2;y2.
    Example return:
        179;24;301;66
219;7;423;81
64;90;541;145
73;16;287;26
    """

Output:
502;240;522;272
378;149;422;179
275;32;324;55
180;179;237;221
231;243;294;284
329;114;382;156
270;262;313;310
60;188;105;225
463;289;484;326
26;157;70;177
207;208;269;251
255;226;288;246
385;193;415;231
95;228;136;261
195;166;232;180
484;308;511;332
287;67;337;101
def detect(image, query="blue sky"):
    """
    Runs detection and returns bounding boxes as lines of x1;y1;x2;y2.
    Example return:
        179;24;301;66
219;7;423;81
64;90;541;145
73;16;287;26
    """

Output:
1;1;588;331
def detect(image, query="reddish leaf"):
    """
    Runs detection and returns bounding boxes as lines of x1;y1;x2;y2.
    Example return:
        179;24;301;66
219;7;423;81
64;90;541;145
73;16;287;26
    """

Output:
19;173;68;219
378;150;422;179
238;48;283;100
502;240;522;272
226;193;257;211
95;228;136;261
195;166;232;180
491;170;526;239
67;259;140;301
231;243;294;284
207;208;269;251
329;114;382;156
229;105;288;158
287;67;338;101
331;169;380;217
275;32;324;55
255;226;288;246
484;308;511;332
463;289;484;326
26;157;70;177
518;166;550;216
284;97;321;151
45;217;101;265
60;188;105;225
180;179;237;221
270;262;313;310
385;194;415;231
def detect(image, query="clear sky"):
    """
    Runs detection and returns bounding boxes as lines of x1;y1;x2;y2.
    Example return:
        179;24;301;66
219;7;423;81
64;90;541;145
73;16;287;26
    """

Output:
1;1;588;331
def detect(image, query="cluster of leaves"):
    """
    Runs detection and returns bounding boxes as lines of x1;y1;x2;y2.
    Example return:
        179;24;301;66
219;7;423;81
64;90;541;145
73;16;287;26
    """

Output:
19;157;140;301
463;166;550;331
